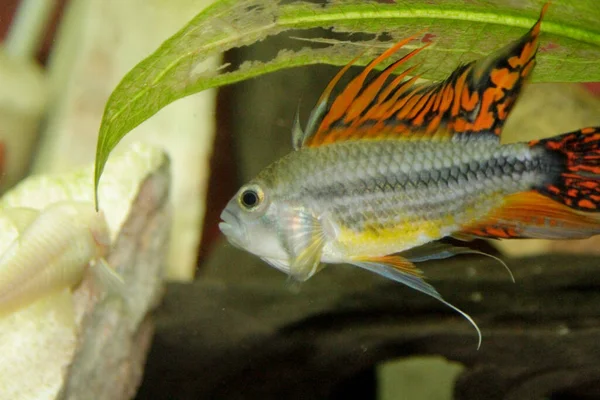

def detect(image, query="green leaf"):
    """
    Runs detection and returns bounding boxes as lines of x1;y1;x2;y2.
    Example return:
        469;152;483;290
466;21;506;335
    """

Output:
94;0;600;206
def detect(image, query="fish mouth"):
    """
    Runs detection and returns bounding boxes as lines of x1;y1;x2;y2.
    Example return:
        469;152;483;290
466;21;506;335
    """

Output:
219;208;245;248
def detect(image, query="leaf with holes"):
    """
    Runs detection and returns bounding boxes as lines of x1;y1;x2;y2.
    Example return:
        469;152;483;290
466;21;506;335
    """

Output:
94;0;600;206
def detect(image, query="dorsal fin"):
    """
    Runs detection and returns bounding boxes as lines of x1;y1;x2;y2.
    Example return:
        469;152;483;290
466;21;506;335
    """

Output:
300;2;549;148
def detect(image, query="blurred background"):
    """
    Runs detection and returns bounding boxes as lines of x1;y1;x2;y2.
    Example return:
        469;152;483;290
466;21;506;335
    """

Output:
1;0;599;275
1;1;600;399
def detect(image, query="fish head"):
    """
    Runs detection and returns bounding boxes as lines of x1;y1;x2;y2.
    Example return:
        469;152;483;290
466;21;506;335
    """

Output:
219;181;289;263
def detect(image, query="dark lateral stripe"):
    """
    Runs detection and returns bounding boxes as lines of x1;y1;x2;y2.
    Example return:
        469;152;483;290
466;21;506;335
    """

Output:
298;156;541;201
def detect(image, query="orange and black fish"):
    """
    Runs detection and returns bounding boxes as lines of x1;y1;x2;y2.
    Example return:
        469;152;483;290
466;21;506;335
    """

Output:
219;3;600;348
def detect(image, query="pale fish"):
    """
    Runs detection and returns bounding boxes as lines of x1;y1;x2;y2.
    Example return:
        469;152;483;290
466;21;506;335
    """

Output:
219;3;600;348
0;201;123;315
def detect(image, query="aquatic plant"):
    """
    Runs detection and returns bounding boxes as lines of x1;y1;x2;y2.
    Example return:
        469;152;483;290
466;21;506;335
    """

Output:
93;0;600;206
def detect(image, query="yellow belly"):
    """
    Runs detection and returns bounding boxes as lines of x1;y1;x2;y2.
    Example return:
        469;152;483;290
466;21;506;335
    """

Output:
335;215;458;258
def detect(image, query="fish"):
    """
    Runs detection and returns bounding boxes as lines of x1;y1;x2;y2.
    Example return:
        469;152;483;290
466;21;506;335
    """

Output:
219;2;600;348
0;201;123;316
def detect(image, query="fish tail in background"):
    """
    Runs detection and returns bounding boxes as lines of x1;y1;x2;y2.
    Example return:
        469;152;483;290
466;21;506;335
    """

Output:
531;126;600;212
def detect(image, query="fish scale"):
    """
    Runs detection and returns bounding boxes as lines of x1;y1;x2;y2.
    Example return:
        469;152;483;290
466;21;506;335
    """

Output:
258;137;544;255
219;2;600;349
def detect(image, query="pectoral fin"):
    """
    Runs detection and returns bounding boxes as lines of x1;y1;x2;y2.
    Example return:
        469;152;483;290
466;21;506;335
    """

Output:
350;254;482;349
281;208;327;281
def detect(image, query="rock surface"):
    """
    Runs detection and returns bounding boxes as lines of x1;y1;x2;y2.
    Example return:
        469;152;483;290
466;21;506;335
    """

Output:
0;143;170;400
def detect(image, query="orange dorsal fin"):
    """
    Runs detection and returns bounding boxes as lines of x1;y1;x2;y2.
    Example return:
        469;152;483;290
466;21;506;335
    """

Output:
300;2;550;148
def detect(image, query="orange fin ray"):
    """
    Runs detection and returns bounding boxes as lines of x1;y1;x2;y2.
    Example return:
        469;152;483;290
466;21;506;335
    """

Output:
303;32;428;147
322;33;426;131
444;1;550;136
460;191;600;240
298;51;367;149
350;254;482;349
347;46;430;125
301;2;550;148
365;65;422;122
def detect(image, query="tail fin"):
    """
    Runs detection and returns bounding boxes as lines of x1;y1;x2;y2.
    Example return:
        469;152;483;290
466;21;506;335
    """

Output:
530;127;600;211
458;127;600;241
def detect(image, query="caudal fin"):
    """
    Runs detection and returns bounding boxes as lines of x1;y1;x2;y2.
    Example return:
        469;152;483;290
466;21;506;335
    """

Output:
459;127;600;241
530;127;600;211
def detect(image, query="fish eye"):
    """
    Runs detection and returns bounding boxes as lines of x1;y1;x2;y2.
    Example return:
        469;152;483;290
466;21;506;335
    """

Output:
242;190;258;208
238;184;264;211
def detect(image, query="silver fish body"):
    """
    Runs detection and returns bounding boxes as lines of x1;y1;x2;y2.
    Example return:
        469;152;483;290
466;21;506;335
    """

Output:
223;137;545;265
219;3;600;348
